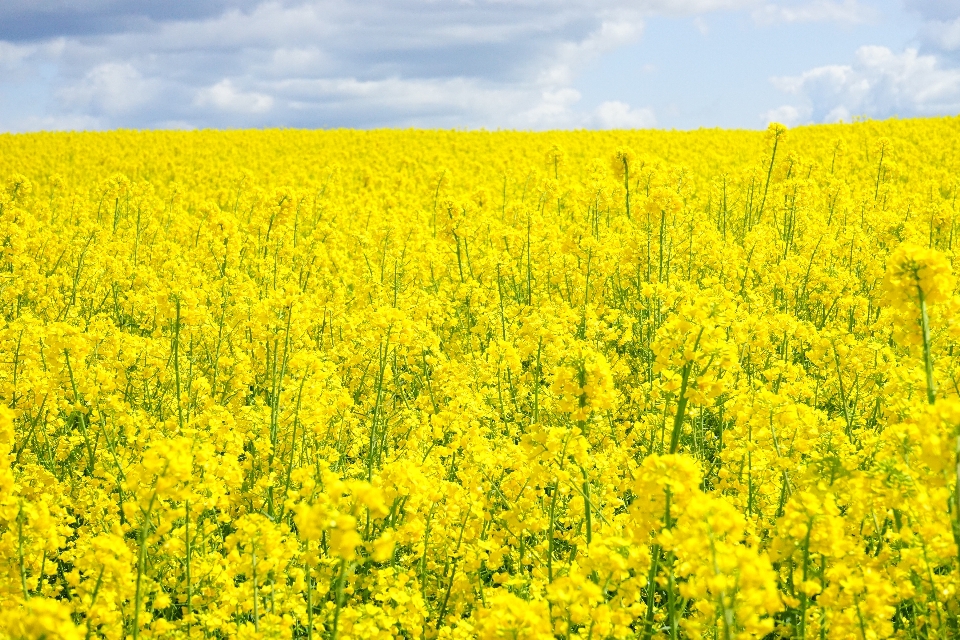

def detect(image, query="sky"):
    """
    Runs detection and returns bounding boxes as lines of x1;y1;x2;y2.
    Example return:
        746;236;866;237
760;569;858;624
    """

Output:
0;0;958;132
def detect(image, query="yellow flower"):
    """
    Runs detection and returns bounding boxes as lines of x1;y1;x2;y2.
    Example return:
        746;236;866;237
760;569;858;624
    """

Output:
475;590;552;640
0;598;83;640
883;243;955;307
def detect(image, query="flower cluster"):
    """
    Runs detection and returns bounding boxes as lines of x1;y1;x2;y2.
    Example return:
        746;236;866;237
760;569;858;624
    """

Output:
0;118;959;639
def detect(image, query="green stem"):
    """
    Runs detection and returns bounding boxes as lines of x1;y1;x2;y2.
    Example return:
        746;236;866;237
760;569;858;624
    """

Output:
547;479;559;582
642;545;660;639
63;351;96;475
798;519;813;640
185;500;192;637
874;144;885;202
252;541;259;632
758;128;782;223
330;558;347;640
581;466;592;546
954;435;960;582
17;501;28;599
668;359;695;455
919;288;936;405
173;297;184;430
306;562;313;640
623;157;631;220
132;487;159;640
84;567;105;640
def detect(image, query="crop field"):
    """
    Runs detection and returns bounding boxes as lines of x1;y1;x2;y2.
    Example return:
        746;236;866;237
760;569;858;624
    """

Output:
1;119;960;639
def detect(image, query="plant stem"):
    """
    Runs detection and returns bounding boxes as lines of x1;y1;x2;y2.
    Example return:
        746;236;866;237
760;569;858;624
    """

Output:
17;501;28;599
306;562;313;640
173;297;184;430
581;466;592;546
547;479;559;582
622;156;631;220
668;363;692;455
133;488;159;640
330;558;347;640
185;500;192;637
252;542;259;632
919;288;936;405
758;128;782;223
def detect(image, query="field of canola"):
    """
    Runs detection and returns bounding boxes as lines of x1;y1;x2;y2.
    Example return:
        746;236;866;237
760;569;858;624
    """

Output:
1;119;960;640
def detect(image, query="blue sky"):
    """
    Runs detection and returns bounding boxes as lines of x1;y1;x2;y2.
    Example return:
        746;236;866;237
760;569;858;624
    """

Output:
0;0;958;131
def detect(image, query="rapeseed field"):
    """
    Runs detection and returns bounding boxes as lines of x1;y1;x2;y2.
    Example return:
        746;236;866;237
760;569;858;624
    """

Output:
1;119;960;639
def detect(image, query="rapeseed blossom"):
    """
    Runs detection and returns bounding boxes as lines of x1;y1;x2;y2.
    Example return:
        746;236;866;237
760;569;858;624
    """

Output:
0;119;959;638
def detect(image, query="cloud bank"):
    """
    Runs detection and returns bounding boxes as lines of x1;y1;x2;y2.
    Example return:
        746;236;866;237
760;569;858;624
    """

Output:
768;45;960;125
0;0;945;131
767;0;960;125
0;1;671;131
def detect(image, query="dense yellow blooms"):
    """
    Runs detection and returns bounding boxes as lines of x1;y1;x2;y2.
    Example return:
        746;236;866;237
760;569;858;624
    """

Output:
0;117;959;638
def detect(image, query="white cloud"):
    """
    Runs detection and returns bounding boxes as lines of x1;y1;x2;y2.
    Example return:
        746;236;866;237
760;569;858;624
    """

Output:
513;88;584;128
8;114;103;133
278;75;526;127
904;0;960;23
57;62;159;115
0;41;33;69
4;1;655;128
536;12;646;88
270;75;657;130
753;0;873;25
763;104;804;126
921;17;960;51
593;101;657;128
512;93;657;130
261;46;330;77
769;45;960;124
905;1;960;58
0;0;895;130
195;79;274;114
